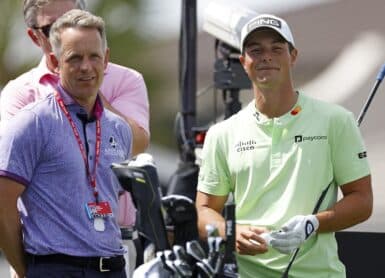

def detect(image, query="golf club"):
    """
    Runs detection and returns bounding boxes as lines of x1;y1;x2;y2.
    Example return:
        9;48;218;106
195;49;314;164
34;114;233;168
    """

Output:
186;240;207;262
357;63;385;126
281;62;385;278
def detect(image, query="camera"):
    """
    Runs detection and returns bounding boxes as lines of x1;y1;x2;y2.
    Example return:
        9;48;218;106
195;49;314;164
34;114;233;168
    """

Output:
202;0;257;51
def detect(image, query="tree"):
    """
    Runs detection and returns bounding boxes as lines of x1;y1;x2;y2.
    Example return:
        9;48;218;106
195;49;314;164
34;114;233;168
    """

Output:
0;0;21;87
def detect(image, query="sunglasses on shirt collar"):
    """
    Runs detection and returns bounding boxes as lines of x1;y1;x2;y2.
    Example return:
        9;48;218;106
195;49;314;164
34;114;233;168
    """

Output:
32;23;53;38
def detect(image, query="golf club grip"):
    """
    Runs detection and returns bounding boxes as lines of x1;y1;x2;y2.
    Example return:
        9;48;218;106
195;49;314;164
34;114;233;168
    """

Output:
224;202;236;256
216;202;238;277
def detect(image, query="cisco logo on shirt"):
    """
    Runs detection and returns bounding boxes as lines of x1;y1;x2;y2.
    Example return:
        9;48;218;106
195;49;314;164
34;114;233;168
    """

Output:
235;140;257;152
294;135;327;143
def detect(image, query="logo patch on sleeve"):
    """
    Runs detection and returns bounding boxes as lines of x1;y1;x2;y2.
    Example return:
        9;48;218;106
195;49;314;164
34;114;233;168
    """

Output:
358;151;367;159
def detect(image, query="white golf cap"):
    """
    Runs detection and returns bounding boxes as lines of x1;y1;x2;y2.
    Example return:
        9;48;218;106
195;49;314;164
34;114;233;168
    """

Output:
240;14;295;53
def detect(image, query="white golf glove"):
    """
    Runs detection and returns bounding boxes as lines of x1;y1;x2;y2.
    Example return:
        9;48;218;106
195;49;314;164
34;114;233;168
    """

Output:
270;215;319;254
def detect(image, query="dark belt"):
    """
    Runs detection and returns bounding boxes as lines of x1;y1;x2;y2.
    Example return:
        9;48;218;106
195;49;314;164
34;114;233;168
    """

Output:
120;227;138;240
26;253;125;272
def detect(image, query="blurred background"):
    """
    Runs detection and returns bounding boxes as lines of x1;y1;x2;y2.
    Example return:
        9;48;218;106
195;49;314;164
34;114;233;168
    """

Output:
1;0;341;148
0;0;385;274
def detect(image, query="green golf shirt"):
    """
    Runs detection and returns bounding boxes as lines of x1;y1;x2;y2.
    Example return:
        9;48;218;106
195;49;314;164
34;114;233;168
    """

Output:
197;93;370;278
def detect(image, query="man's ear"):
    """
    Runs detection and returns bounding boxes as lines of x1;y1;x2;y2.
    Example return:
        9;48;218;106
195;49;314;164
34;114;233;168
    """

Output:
290;48;298;66
27;28;41;47
49;52;60;74
104;48;110;69
239;54;246;70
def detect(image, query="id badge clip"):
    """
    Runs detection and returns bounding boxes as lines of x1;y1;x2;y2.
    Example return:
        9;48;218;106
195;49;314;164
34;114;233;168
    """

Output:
85;201;113;220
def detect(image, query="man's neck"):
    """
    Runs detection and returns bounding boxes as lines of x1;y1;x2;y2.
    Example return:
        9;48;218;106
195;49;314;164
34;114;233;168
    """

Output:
60;84;98;118
73;96;97;118
254;84;298;118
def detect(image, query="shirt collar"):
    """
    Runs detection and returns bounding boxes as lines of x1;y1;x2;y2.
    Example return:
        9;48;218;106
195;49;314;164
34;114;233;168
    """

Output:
57;84;104;120
36;56;59;84
248;92;304;126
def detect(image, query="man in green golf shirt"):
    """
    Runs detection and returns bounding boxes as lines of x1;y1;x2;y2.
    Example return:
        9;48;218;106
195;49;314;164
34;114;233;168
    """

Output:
196;13;373;278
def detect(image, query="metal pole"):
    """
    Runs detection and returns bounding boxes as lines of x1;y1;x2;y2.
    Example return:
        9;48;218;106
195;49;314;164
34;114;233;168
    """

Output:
179;0;197;163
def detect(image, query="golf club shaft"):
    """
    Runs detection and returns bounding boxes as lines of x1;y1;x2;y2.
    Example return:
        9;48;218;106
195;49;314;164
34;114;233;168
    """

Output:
281;181;333;278
357;63;385;126
281;63;385;278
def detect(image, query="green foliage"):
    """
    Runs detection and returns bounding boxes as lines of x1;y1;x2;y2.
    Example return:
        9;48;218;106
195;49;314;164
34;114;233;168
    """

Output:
0;0;21;85
90;0;144;66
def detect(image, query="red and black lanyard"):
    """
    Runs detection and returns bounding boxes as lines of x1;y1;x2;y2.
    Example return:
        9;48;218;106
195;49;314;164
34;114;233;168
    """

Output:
54;91;101;203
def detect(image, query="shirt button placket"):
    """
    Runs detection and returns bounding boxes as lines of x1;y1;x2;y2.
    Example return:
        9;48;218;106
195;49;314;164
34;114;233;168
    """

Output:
271;119;283;170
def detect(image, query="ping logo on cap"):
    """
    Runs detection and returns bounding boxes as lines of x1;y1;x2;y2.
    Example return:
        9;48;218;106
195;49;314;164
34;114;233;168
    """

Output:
248;17;282;32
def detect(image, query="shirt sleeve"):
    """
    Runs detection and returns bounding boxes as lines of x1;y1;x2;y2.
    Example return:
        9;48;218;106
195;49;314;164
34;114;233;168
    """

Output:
0;81;37;122
112;115;136;227
100;66;150;136
197;124;232;196
0;110;43;185
330;111;371;186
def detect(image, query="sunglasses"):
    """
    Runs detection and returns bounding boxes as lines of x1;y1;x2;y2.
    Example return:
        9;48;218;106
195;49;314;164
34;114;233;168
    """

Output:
32;23;53;38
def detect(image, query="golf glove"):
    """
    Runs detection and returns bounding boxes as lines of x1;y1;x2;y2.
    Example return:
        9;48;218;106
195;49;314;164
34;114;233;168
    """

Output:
270;215;319;254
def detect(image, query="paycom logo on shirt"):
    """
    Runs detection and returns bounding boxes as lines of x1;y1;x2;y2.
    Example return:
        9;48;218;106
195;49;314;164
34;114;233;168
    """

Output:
294;135;327;143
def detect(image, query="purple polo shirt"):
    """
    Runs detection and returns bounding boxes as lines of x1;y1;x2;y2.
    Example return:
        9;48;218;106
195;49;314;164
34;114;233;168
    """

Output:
0;57;148;227
0;86;132;256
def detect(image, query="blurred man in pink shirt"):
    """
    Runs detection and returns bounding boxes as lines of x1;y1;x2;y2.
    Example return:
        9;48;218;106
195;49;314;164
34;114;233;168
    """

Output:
0;0;149;275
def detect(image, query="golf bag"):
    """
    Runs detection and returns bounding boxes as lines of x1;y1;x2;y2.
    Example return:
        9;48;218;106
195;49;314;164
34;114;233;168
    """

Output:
111;154;170;257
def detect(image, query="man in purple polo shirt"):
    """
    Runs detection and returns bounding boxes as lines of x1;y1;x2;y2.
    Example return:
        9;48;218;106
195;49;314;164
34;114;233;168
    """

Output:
0;0;145;274
0;9;131;277
1;0;146;225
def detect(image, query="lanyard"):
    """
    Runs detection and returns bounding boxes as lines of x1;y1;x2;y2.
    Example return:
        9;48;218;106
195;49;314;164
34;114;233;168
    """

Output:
54;91;101;203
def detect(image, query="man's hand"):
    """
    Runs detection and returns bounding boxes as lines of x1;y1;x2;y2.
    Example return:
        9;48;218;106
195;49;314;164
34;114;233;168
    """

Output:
236;225;269;255
270;215;319;254
0;177;26;277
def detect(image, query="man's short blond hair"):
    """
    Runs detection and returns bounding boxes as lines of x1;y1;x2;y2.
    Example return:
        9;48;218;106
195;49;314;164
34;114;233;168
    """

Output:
49;9;107;57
